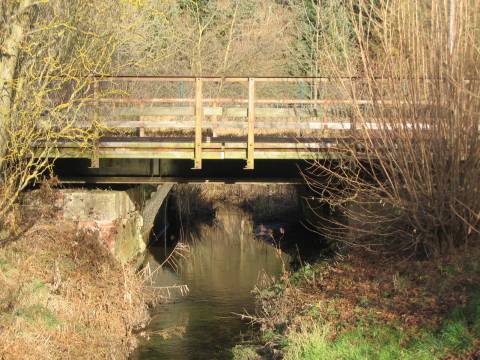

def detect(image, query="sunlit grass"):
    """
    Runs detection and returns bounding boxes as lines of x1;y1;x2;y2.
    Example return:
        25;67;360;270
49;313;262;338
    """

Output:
231;345;259;360
283;293;480;360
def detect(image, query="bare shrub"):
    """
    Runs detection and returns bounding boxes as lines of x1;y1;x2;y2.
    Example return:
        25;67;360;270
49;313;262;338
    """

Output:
304;0;480;256
0;1;145;227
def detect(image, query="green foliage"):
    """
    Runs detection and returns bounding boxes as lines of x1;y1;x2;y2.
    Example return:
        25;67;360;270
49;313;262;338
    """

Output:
283;293;480;360
290;263;316;285
470;294;480;337
15;304;60;329
437;264;458;276
358;297;370;307
231;345;258;360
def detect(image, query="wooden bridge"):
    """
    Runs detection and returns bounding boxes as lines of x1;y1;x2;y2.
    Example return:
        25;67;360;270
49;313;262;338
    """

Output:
49;76;371;172
35;75;475;183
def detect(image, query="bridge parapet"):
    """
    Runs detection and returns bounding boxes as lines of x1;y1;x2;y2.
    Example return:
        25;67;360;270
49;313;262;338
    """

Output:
44;77;367;170
37;76;462;177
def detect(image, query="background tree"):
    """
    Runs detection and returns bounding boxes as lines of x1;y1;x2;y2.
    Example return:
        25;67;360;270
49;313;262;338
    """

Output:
289;0;357;77
0;0;140;225
117;0;296;76
0;0;36;166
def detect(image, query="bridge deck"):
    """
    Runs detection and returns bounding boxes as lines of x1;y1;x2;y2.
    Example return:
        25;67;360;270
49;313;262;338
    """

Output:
54;136;345;161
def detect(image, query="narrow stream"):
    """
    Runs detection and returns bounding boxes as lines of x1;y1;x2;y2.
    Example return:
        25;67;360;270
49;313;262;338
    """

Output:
133;206;290;360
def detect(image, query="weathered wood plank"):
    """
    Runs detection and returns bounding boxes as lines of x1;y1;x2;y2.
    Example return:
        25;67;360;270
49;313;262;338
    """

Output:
100;106;349;118
107;106;195;117
78;119;353;130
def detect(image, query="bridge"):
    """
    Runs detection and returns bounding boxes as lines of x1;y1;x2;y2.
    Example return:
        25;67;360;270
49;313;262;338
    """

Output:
40;76;415;184
39;75;448;262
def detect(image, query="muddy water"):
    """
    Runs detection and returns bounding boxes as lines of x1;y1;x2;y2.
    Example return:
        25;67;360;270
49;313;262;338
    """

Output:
133;206;290;360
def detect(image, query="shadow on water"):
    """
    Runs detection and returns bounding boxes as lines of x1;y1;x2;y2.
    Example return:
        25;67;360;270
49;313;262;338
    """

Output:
132;186;326;360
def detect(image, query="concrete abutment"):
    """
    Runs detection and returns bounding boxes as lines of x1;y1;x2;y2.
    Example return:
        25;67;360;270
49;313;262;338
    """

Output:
59;183;173;265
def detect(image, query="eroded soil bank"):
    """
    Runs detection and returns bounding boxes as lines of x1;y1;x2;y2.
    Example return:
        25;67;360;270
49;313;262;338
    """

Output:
0;188;152;359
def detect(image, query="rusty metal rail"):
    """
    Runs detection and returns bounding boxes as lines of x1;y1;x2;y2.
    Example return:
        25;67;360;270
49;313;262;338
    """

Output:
48;76;459;169
81;76;366;169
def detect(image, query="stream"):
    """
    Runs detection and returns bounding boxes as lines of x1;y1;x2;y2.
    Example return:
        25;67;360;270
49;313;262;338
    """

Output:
132;205;290;360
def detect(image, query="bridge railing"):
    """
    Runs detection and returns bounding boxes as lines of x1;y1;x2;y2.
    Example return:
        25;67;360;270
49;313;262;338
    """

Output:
61;76;474;169
84;76;369;169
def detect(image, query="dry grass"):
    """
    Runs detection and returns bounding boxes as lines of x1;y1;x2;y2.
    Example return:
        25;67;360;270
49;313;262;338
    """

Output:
262;250;479;330
0;210;151;359
171;183;299;222
252;247;480;359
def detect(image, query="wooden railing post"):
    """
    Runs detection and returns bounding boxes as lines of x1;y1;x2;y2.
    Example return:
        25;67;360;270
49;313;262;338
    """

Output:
90;79;100;168
194;77;203;169
245;77;255;169
90;141;99;168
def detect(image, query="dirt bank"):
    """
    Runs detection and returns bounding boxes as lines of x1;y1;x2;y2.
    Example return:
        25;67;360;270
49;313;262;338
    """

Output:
171;184;300;223
234;249;480;359
0;190;152;359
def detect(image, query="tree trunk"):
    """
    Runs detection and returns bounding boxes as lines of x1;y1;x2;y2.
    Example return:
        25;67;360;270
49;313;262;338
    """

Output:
0;0;32;169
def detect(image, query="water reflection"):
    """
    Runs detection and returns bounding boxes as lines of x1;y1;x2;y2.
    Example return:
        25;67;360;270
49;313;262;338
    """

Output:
134;206;289;360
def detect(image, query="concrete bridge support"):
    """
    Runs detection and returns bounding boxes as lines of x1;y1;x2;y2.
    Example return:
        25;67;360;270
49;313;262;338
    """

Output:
59;183;173;265
137;183;174;241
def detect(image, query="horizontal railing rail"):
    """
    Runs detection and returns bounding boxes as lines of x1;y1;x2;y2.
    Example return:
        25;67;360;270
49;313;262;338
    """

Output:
42;76;477;169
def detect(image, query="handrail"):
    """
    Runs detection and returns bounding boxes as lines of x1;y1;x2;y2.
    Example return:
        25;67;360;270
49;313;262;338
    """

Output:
94;98;434;105
76;76;476;170
90;75;479;82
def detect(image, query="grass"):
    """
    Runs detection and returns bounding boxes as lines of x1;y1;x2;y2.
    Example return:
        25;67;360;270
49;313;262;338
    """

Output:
15;304;60;329
284;301;480;360
238;248;480;360
231;345;259;360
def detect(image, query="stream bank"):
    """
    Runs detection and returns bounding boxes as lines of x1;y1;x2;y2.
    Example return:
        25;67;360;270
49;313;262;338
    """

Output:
133;184;324;359
0;189;152;359
234;248;480;360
